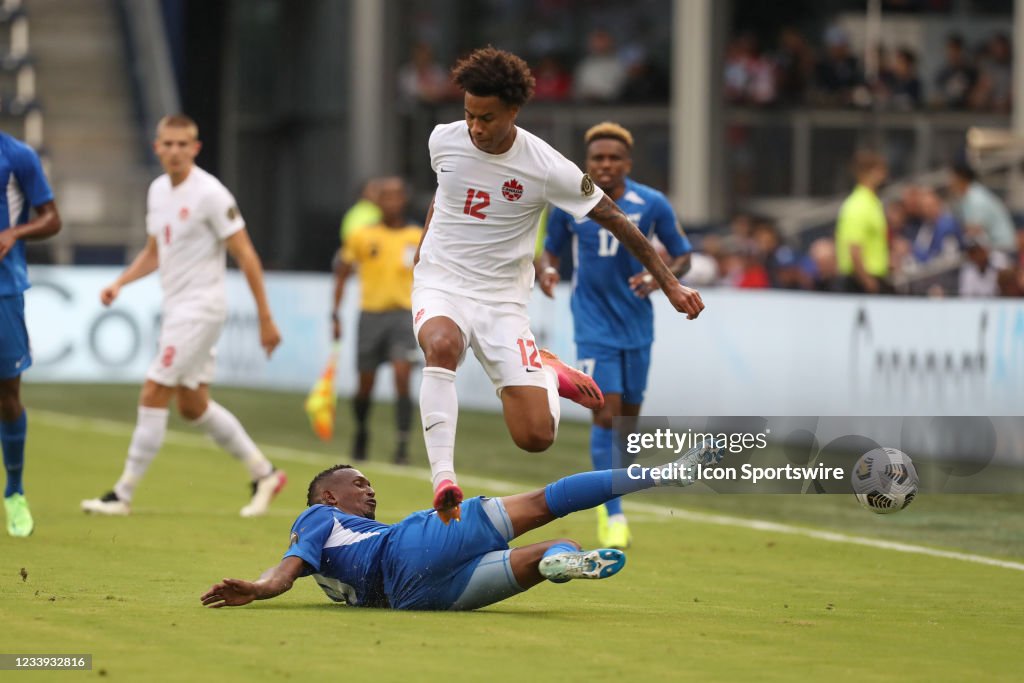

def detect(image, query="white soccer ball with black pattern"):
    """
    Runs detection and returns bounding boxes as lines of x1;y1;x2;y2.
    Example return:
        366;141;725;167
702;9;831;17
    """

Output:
851;447;919;514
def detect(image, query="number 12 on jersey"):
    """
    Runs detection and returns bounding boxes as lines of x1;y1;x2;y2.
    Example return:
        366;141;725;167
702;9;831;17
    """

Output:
517;337;541;369
463;188;490;220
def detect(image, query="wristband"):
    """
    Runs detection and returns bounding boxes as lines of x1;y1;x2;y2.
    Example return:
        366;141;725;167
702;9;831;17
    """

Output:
543;267;558;276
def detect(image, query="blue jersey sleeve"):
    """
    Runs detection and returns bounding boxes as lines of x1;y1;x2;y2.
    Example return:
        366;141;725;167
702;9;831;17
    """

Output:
650;195;691;256
283;505;335;573
544;207;573;254
8;141;53;208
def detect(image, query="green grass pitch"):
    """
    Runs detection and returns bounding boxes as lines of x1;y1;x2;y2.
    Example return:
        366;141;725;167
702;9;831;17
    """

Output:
1;384;1022;681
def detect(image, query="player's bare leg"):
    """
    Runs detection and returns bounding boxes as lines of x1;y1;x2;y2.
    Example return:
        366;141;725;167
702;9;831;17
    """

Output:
499;385;557;452
418;316;465;522
391;359;414;465
352;370;376;461
179;384;284;517
1;375;32;537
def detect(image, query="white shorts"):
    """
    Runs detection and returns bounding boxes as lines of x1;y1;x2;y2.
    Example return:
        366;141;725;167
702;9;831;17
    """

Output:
412;286;547;392
145;316;223;390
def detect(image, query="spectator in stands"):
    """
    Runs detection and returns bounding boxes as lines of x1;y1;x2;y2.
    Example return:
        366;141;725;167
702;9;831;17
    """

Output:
996;267;1023;297
949;161;1016;256
910;188;962;263
959;235;1009;297
969;33;1012;113
804;236;839;292
934;34;977;109
836;150;890;293
532;54;572;102
772;26;815;106
879;48;922;111
397;43;454;108
619;49;669;103
573;29;627;102
724;33;776;106
814;25;863;107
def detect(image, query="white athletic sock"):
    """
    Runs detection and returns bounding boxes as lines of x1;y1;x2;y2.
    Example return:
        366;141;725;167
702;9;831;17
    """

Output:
420;367;458;489
189;401;273;480
608;513;627;526
114;406;169;502
542;365;561;439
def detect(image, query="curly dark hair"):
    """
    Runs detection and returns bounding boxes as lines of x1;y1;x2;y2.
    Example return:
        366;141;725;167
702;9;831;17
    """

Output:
306;464;353;506
451;46;535;107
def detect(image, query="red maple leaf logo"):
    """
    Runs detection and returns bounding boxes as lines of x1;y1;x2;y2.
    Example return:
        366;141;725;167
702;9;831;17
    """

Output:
502;178;524;201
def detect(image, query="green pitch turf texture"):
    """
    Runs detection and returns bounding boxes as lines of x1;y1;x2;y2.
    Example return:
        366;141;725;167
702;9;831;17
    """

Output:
2;384;1022;682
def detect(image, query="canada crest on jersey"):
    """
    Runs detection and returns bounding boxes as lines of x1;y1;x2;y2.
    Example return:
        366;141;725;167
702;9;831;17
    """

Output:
502;178;524;201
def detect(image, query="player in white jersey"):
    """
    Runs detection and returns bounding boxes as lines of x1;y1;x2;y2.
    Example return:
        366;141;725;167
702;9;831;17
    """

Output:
81;115;287;518
414;48;705;522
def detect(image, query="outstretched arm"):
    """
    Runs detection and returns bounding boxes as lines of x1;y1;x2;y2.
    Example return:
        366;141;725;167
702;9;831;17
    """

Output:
100;235;160;306
587;196;704;318
226;228;281;357
200;556;306;608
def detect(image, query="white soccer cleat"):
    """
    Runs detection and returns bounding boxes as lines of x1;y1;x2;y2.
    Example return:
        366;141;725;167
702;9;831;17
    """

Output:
81;491;131;516
664;439;728;487
240;469;287;518
539;548;626;582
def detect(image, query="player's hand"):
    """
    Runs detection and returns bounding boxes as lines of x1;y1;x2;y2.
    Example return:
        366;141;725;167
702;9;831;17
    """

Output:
0;229;16;262
100;283;121;307
539;267;559;298
201;578;259;608
628;271;658;298
331;315;342;341
666;281;705;320
259;317;282;357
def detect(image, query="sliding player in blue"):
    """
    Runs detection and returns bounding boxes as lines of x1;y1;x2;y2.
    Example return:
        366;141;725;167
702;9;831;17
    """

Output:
539;122;693;549
201;440;726;611
0;132;62;537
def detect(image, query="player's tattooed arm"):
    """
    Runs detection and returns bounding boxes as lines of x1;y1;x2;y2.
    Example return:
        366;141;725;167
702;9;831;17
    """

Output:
200;556;306;608
588;195;705;319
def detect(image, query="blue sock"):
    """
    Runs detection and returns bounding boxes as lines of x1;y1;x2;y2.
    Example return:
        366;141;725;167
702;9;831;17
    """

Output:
2;410;27;497
542;542;579;583
543;469;654;519
590;425;623;516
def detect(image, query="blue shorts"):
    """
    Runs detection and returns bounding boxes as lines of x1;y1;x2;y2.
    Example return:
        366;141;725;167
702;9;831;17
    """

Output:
576;342;651;405
0;295;31;379
383;497;521;610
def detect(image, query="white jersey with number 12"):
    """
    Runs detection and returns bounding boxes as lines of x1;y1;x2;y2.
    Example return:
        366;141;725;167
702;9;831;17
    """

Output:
416;121;604;304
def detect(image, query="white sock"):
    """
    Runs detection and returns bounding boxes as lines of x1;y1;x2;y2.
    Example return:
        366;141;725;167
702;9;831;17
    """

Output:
189;401;273;480
420;367;458;489
542;366;561;439
114;406;169;502
608;513;627;526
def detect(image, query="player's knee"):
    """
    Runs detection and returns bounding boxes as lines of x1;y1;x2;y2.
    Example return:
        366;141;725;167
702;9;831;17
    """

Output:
512;424;555;452
178;401;206;421
421;334;462;368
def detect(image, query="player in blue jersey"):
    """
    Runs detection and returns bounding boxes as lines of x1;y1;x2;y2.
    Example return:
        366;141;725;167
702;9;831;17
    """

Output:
200;440;726;611
539;122;693;550
0;133;62;537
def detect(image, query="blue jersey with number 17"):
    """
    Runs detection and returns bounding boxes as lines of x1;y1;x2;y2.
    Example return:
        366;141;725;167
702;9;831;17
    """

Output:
545;178;691;350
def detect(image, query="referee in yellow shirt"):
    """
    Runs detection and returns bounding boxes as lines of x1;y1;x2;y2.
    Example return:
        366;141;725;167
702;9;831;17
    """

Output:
836;150;891;294
332;177;423;464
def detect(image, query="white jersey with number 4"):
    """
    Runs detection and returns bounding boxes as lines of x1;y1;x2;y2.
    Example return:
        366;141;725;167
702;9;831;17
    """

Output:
416;121;604;304
146;166;245;321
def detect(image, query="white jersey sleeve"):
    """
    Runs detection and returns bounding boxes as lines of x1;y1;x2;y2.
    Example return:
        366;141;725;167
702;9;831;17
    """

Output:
542;148;603;219
201;181;245;240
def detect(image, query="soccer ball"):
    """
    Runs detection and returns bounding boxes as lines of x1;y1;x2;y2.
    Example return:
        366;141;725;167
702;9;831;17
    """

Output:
850;447;919;514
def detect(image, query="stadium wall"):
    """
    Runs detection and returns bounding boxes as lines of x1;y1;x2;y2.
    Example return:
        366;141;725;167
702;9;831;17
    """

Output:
25;267;1024;418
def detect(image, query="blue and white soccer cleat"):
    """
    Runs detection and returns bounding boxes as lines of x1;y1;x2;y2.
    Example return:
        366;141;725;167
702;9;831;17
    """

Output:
664;439;728;487
539;548;626;582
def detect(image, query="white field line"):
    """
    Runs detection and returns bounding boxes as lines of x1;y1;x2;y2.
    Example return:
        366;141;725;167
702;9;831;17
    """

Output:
36;410;1024;572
